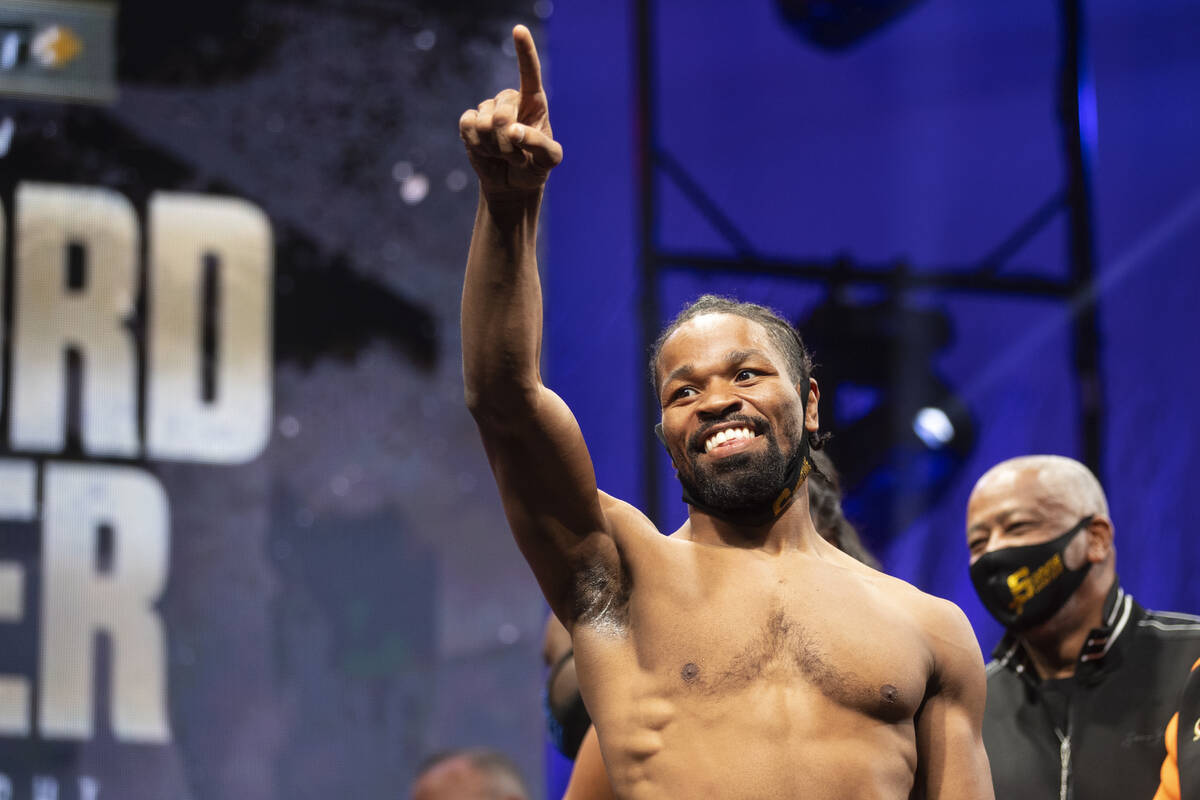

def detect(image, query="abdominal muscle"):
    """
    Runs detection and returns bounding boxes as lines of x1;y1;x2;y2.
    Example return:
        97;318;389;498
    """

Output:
588;672;918;800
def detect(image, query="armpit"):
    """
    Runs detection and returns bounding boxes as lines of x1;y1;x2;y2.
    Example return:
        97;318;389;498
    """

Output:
572;557;631;633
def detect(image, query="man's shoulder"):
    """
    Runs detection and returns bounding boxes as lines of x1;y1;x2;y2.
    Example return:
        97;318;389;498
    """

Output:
1132;606;1200;669
597;490;662;539
868;570;972;625
1137;607;1200;636
595;491;695;565
864;572;981;663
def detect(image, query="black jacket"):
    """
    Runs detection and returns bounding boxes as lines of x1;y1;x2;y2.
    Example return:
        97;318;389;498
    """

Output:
983;583;1200;800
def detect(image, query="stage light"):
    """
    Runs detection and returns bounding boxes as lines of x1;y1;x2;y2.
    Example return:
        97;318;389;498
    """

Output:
912;406;954;449
799;295;976;548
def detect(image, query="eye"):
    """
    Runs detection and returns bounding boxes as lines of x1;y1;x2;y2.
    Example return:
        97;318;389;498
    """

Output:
670;386;698;402
735;369;760;382
1005;521;1033;534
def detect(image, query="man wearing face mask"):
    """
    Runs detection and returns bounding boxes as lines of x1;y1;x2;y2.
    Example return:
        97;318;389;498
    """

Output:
966;455;1200;800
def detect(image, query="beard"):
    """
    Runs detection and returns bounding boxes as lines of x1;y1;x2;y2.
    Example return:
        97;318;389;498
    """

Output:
676;413;802;519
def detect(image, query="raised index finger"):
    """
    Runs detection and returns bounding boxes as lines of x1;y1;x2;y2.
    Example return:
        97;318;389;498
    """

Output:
512;24;544;97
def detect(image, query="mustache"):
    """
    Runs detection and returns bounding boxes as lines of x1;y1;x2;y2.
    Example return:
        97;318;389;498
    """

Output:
687;413;770;454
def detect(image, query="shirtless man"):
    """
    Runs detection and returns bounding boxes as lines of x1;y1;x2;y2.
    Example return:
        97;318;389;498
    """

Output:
549;451;882;799
459;25;992;798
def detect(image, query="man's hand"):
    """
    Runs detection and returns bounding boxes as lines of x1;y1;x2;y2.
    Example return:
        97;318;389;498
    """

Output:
459;25;563;197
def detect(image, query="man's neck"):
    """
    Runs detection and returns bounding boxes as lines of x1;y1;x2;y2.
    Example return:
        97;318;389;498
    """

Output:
684;492;823;554
1017;573;1115;680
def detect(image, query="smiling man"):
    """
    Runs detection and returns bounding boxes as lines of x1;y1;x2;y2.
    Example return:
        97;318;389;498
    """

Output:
966;455;1200;800
460;25;993;799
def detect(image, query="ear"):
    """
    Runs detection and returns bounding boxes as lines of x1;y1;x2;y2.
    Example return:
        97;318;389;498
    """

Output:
802;378;820;433
1084;515;1114;564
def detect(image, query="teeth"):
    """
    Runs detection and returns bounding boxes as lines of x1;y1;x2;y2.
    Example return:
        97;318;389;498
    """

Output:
704;427;756;452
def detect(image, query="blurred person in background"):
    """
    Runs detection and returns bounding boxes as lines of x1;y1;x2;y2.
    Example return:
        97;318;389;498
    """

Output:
966;455;1200;800
410;748;530;800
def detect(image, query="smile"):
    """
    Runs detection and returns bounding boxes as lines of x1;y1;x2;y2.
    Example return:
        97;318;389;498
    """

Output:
704;426;758;453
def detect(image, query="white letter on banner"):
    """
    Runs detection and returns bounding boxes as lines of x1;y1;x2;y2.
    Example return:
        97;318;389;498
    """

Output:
146;192;273;463
39;462;170;742
10;182;139;457
0;459;35;735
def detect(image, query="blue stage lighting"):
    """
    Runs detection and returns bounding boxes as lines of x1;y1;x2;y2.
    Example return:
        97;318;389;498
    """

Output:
912;407;955;449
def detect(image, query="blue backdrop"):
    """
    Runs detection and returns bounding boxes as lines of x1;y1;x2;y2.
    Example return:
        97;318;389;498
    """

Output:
541;3;1200;789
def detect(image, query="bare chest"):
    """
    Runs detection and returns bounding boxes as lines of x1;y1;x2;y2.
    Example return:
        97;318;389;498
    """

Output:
622;565;930;721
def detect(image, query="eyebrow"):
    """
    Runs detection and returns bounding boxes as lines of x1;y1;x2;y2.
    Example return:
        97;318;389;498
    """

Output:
661;349;770;390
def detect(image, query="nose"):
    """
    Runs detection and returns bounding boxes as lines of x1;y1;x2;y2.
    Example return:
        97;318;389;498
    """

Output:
696;388;741;421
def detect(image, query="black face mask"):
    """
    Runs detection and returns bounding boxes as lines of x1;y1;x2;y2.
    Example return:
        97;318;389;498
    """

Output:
969;515;1094;632
654;380;814;526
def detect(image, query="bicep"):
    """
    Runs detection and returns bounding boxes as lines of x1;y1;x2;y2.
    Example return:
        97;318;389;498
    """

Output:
475;385;617;617
914;691;993;799
915;604;994;800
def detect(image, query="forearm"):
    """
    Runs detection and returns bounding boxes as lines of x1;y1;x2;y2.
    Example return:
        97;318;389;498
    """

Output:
462;188;546;419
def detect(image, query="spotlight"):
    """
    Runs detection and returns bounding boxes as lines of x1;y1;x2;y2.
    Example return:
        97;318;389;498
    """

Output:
912;407;955;449
799;295;976;548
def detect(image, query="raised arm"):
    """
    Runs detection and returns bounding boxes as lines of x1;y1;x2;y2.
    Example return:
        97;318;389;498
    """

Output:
460;26;617;624
913;600;995;800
